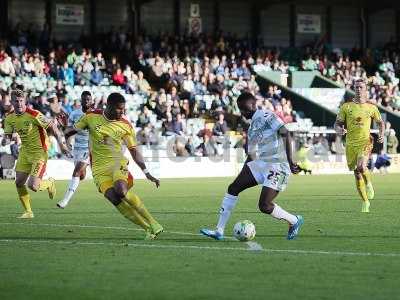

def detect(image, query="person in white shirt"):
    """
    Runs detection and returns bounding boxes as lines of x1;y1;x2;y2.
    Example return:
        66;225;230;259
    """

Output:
201;92;304;240
57;91;93;208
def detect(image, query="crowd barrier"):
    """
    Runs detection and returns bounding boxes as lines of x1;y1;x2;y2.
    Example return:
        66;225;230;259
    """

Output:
40;153;400;180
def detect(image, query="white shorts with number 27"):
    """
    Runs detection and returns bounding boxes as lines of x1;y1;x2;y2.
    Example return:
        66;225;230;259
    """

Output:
73;149;90;164
247;160;290;191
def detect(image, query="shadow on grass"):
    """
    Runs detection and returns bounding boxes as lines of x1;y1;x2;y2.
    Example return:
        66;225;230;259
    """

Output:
0;236;244;246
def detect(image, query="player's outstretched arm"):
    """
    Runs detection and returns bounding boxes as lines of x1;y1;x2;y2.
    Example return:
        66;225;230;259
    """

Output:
128;147;160;188
64;127;78;140
49;121;71;156
279;126;300;174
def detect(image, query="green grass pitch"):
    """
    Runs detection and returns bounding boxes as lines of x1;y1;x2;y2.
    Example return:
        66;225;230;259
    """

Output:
0;174;400;300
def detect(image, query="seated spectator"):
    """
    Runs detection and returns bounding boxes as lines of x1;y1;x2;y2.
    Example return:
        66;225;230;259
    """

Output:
0;138;11;155
94;52;106;70
0;52;15;77
172;113;185;136
107;56;119;75
213;113;228;137
137;71;151;94
138;123;157;147
90;64;103;85
162;113;175;136
196;134;217;157
136;106;151;128
112;68;126;86
185;137;196;156
59;62;74;86
172;136;189;157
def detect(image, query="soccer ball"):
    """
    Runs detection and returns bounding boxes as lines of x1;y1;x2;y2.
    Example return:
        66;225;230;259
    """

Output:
233;220;256;241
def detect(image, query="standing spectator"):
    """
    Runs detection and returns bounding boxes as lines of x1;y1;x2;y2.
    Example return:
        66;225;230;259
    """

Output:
387;129;398;154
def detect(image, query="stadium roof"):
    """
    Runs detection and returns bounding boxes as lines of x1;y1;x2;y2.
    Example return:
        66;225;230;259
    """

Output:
140;0;400;10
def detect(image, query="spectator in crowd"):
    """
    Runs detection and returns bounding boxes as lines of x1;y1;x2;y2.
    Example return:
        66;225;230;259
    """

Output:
112;67;126;86
387;129;398;154
213;113;228;137
0;138;11;155
5;26;399;159
196;134;217;157
90;64;103;85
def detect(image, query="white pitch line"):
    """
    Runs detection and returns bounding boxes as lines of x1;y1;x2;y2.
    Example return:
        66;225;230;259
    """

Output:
246;241;264;251
0;238;399;257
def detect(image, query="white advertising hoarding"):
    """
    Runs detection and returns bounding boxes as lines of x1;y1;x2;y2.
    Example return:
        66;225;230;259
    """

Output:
56;4;84;25
297;14;321;34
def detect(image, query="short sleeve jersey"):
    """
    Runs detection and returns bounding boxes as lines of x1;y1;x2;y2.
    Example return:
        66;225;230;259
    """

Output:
74;110;137;173
247;109;288;164
4;108;51;153
337;102;382;146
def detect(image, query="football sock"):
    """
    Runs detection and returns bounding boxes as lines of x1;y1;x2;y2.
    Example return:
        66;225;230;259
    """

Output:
124;191;158;225
60;177;80;205
38;179;52;191
216;193;238;234
270;204;297;225
116;200;150;230
362;169;372;185
355;177;369;202
16;186;32;213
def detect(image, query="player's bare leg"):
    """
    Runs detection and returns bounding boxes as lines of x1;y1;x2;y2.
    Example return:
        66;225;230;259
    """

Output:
200;163;258;240
57;162;88;208
354;157;371;212
15;171;33;218
358;156;374;200
114;180;163;239
258;186;303;240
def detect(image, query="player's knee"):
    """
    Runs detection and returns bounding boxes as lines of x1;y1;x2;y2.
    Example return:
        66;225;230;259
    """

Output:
227;183;240;196
27;182;39;192
104;189;122;206
114;185;128;199
79;170;86;180
354;170;362;179
15;179;25;188
258;202;274;214
356;165;365;174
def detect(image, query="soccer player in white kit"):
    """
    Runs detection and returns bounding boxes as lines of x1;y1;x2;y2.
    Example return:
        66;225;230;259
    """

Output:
57;91;93;208
200;92;304;240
